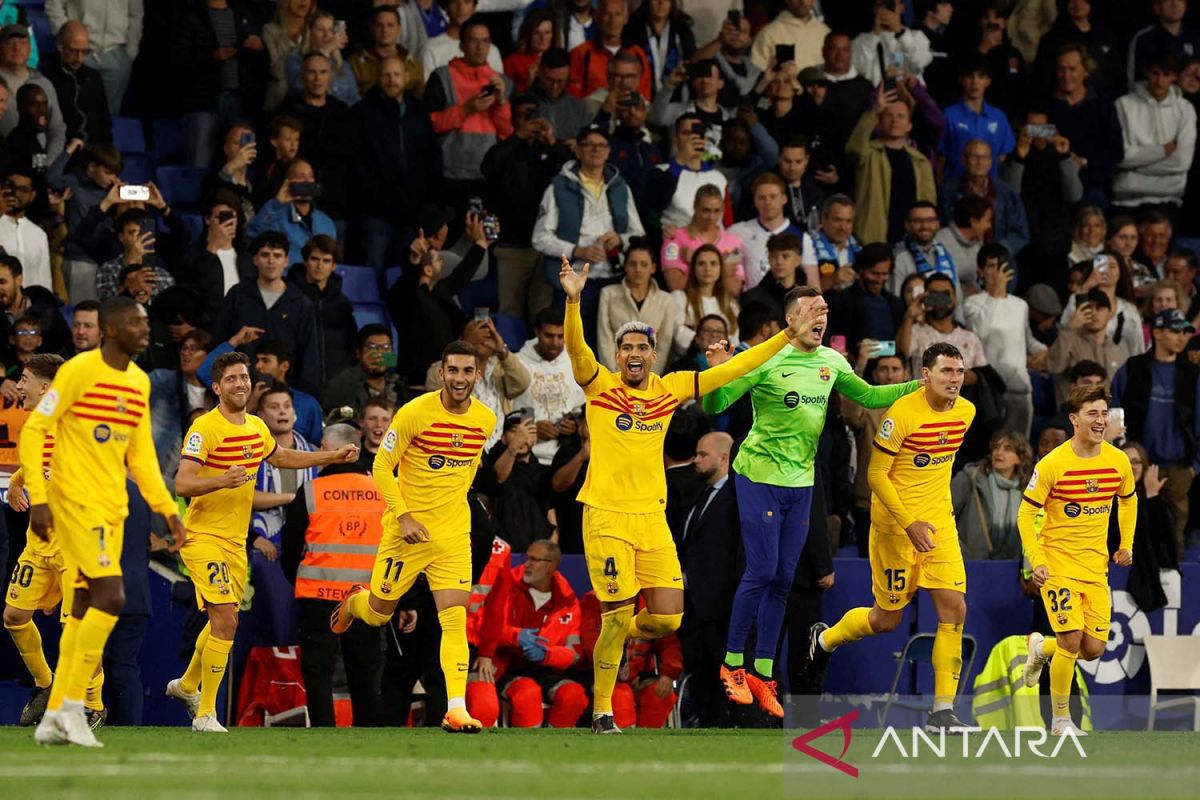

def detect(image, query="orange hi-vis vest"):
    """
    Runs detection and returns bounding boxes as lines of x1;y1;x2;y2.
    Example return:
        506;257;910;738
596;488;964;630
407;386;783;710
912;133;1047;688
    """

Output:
295;472;386;602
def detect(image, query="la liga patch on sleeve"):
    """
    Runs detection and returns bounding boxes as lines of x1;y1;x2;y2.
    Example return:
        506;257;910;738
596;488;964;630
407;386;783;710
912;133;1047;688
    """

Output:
36;389;58;416
879;418;894;441
184;432;203;456
382;430;398;452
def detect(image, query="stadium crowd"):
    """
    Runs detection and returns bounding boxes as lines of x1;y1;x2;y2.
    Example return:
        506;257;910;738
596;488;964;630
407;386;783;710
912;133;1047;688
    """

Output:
0;0;1193;729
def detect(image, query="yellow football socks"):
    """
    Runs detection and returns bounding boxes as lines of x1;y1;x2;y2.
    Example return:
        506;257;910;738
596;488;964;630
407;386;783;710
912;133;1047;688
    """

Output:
350;590;392;627
85;668;105;712
65;608;117;704
1040;636;1057;660
6;620;52;688
437;606;469;703
592;605;633;716
1050;647;1078;719
932;622;963;711
628;609;682;640
822;607;875;650
47;615;79;711
179;622;212;695
198;637;233;718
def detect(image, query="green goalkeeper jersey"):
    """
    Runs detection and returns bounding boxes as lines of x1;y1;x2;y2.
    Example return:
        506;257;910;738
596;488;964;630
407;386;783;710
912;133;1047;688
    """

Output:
702;345;918;488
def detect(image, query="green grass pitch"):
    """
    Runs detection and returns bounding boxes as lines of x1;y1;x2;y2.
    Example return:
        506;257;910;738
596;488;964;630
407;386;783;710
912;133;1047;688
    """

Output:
0;728;1194;800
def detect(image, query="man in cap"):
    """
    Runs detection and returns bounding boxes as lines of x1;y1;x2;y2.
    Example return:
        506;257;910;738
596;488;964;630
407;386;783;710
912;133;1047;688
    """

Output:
0;25;65;160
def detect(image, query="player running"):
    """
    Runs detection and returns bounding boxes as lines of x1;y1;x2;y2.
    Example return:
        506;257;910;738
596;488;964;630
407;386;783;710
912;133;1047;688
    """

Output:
331;341;496;734
558;257;823;734
23;297;186;747
1019;384;1135;737
807;343;975;733
167;352;358;733
702;287;921;717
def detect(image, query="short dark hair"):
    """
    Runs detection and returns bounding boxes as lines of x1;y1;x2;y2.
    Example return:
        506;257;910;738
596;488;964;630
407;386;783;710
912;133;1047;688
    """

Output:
783;285;821;313
976;242;1011;267
270;115;304;138
541;46;570;70
302;234;340;262
259;380;293;405
372;4;402;23
821;193;856;215
534;307;564;329
13;312;41;332
675;112;703;134
255;339;293;366
115;207;151;232
953;195;992;228
1067;383;1111;415
23;353;63;381
73;299;100;316
86;143;123;175
98;295;139;329
737;301;778;340
1168;248;1199;271
442;339;480;362
925;272;955;292
0;254;23;278
1140;208;1172;228
460;14;490;38
204;188;242;218
779;134;811;152
250;231;290;257
908;200;939;217
1067;359;1107;383
767;233;802;255
624;236;656;263
212;351;251;382
357;323;391;349
361;397;394;417
856;242;893;273
921;342;964;370
182;328;214;353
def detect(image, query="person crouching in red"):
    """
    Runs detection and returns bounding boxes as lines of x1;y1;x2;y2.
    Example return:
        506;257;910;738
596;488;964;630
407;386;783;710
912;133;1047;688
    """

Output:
467;540;588;727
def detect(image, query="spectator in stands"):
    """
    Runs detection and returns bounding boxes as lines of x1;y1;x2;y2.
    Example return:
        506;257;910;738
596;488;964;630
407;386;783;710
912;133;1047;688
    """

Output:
1128;0;1200;85
286;11;361;107
482;95;570;320
323;323;409;414
173;0;268;169
897;272;987;381
528;47;589;144
214;231;323;394
68;298;100;355
46;0;142;115
851;1;932;87
770;135;825;234
0;166;49;291
716;117;779;216
622;0;695;95
742;233;808;322
1045;359;1108;432
175;189;253;317
964;244;1046;436
148;329;215;479
1163;250;1200;319
587;48;649;121
750;0;829;73
1044;287;1127;399
936;194;992;295
941;139;1030;264
1007;110;1084;278
846;86;936;245
972;3;1027;120
559;0;595;52
44;22;110;147
1136;210;1174;281
209;122;257;217
649;113;728;230
512;308;586;466
250;116;301;210
0;254;68;374
811;194;860;291
729;173;814;291
662;184;746;293
919;1;956;105
6;84;52;174
468;539;587;729
350;5;424;98
0;25;64;162
758;63;835;171
668;312;730;374
1047;43;1123;206
357;398;392;466
890;200;957;295
504;9;557;93
821;33;874;143
264;0;317;110
569;0;650;100
49;143;122;300
285;234;356;380
1113;53;1197;217
1112;308;1200;559
1059;252;1147;362
597;241;679;374
648;57;731;136
422;0;503;80
486;412;553;550
549;413;588;554
96;209;175;300
246;158;337;266
672;246;739;357
1032;0;1122;100
951;430;1033;560
940;54;1014;181
1067;206;1106;265
1119;440;1181;579
249;339;323;444
826;242;905;358
705;13;759;105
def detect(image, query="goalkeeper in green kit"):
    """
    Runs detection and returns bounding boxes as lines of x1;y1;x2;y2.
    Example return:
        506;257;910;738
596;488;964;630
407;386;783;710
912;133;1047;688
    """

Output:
701;286;920;717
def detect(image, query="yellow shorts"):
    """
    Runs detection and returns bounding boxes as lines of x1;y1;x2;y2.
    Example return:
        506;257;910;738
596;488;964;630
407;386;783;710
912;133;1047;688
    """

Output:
6;543;68;617
583;507;682;603
52;497;126;581
371;530;471;599
181;534;248;611
1042;575;1111;640
868;521;965;611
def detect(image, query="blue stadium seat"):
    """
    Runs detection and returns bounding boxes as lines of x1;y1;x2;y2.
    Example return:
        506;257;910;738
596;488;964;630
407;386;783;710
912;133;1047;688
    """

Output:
59;304;73;328
352;303;389;331
121;152;155;186
23;7;54;56
179;213;205;245
152;117;188;166
1176;238;1200;258
335;265;380;304
155;165;208;210
112;117;147;154
385;266;404;289
457;270;499;317
492;313;528;352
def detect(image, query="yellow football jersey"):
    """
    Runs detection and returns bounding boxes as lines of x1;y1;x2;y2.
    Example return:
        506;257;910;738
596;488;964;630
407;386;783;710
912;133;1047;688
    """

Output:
871;389;976;530
373;390;495;538
180;408;278;541
19;349;176;519
11;433;56;558
1021;440;1135;581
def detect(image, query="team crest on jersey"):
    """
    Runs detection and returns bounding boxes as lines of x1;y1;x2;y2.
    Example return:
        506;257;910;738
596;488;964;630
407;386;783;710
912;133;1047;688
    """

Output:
631;401;645;415
98;553;111;567
93;424;112;443
450;433;464;448
1056;612;1068;626
937;431;949;446
888;593;900;605
606;581;620;595
242;445;254;459
381;582;392;595
818;367;831;382
115;398;127;415
184;432;203;456
880;418;894;441
1085;479;1099;494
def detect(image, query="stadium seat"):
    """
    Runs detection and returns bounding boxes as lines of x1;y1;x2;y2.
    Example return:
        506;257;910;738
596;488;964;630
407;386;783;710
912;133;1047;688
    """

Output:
457;270;499;318
112;117;147;154
179;213;205;245
878;633;978;726
335;265;380;304
23;6;54;56
152;117;189;166
385;266;404;289
1176;238;1200;258
121;152;155;186
155;166;208;211
1144;635;1200;730
59;304;73;328
352;303;389;331
492;313;528;352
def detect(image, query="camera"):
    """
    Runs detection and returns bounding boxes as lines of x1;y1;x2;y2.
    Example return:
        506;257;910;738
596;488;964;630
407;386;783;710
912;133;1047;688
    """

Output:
119;185;150;202
1025;123;1056;139
923;291;953;314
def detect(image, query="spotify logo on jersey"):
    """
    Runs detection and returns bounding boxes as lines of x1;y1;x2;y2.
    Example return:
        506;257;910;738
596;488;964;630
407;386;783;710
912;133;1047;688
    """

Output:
1064;503;1082;518
428;455;447;470
912;453;931;468
615;413;634;431
784;391;800;408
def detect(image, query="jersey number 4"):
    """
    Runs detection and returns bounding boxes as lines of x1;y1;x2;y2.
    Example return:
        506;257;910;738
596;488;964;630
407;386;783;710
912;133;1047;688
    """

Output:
603;557;618;578
1046;587;1072;612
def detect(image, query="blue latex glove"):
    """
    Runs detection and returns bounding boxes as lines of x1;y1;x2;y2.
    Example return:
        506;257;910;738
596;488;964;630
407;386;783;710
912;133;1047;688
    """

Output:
518;628;548;662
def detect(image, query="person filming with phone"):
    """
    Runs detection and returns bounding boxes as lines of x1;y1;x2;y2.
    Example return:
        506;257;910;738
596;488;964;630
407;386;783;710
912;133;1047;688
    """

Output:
246;158;337;266
96;208;175;301
898;272;987;386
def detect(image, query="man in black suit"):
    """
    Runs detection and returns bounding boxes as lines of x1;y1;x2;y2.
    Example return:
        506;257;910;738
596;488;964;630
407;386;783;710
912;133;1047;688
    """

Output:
678;431;743;727
664;405;709;543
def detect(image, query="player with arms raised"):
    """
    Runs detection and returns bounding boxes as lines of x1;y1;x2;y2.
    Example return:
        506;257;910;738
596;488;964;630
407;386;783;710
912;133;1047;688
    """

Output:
167;352;359;733
1020;384;1135;737
331;341;496;734
702;286;921;717
807;343;976;733
22;297;185;747
558;256;823;734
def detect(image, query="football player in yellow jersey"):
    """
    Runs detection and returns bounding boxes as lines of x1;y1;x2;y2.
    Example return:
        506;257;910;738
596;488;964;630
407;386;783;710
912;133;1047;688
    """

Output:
22;297;186;748
557;256;823;734
807;342;977;733
1019;384;1135;737
331;340;497;733
166;352;358;733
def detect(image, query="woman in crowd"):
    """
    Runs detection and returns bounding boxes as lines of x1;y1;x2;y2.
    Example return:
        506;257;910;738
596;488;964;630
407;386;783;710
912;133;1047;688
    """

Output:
1118;441;1179;575
1060;250;1146;361
1067;205;1106;265
597;241;679;373
952;431;1034;560
264;0;317;109
661;184;746;293
1105;214;1156;295
287;11;360;106
671;244;739;357
504;9;557;93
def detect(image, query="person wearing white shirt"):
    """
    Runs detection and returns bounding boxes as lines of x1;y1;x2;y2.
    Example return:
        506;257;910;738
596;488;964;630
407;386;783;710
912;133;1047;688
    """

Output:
962;245;1046;437
728;173;817;290
850;1;933;87
511;307;587;466
420;0;504;79
0;169;51;291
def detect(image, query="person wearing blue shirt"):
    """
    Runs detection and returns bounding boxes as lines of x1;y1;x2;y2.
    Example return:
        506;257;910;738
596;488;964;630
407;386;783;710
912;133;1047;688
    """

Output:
245;159;337;265
940;54;1014;181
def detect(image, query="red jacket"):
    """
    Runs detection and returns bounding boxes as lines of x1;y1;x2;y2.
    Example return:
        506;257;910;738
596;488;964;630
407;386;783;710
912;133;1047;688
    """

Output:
467;537;512;647
478;564;582;677
567;40;652;100
580;592;683;682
